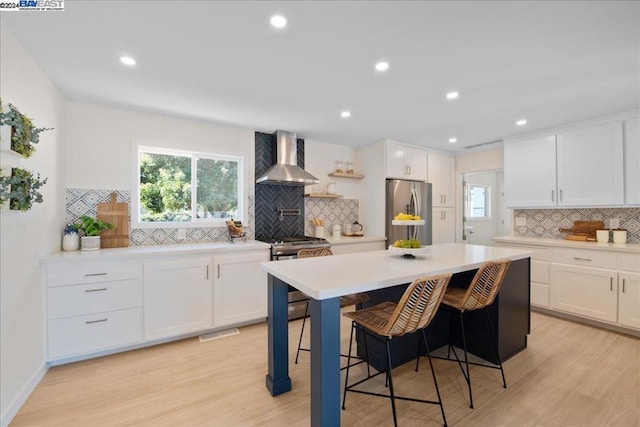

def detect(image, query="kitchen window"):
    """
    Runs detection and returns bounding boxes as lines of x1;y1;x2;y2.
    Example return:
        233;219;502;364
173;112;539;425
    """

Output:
464;183;491;220
133;145;243;227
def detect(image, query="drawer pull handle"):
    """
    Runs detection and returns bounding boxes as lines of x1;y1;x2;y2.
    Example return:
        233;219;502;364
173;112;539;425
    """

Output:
85;288;107;293
610;277;613;291
85;273;107;277
573;257;592;262
622;278;626;293
86;318;107;324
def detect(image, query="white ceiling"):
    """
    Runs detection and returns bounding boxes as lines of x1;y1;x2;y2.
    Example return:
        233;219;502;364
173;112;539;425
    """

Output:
2;1;638;152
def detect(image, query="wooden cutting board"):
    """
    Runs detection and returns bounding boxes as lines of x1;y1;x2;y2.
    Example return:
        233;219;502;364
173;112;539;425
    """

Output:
559;220;605;240
97;192;129;248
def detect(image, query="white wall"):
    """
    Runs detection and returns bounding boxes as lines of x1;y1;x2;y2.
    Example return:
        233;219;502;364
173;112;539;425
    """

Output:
66;101;256;195
455;146;503;173
304;139;359;199
0;28;66;425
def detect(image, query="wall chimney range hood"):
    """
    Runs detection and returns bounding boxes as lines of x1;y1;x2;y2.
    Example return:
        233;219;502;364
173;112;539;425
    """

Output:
256;130;320;186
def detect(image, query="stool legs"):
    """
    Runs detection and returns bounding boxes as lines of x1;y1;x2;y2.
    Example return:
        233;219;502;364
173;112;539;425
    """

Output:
484;308;507;389
385;339;398;426
294;300;310;364
341;321;356;411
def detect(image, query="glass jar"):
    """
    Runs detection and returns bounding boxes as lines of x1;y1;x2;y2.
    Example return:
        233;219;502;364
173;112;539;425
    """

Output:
345;161;354;174
335;160;344;174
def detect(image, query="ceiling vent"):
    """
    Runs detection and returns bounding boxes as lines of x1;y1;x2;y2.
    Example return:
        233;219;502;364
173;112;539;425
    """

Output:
462;139;503;150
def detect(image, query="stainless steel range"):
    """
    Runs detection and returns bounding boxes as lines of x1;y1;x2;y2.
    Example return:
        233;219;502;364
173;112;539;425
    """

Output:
261;235;331;320
268;236;331;260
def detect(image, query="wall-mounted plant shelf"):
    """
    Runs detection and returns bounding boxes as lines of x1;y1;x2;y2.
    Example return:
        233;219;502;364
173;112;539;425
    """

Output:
0;101;53;158
328;172;364;179
304;193;343;198
0;167;48;211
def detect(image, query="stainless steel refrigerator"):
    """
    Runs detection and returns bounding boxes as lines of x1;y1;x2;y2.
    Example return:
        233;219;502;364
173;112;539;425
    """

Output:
386;180;433;245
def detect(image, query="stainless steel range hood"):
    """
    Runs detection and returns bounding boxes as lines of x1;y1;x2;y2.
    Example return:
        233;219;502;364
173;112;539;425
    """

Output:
256;130;320;186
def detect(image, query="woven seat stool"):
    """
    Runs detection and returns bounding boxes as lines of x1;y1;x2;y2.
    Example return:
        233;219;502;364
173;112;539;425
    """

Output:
294;248;370;369
341;273;452;427
424;259;511;409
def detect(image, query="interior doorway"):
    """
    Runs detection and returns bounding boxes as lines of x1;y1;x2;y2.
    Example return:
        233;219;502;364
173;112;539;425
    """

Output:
461;170;510;245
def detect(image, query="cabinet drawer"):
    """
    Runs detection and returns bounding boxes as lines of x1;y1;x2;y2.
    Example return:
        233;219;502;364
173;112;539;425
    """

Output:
48;279;142;320
531;260;550;284
48;308;142;359
48;263;142;287
552;248;617;269
619;253;640;273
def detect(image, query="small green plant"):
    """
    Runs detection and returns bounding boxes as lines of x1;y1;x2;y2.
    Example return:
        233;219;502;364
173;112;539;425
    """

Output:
0;100;53;158
74;215;113;236
0;167;48;211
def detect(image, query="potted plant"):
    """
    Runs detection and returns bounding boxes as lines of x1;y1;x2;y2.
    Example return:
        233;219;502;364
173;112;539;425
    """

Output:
0;100;53;157
0;167;48;211
74;215;113;250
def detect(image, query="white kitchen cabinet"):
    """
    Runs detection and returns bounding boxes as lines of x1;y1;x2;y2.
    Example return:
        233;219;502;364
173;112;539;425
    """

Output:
550;263;618;323
144;257;213;340
495;243;551;307
212;251;269;328
385;140;426;181
625;117;640;205
504;135;557;208
46;262;143;360
432;207;455;244
618;271;640;329
428;153;455;207
556;122;624;206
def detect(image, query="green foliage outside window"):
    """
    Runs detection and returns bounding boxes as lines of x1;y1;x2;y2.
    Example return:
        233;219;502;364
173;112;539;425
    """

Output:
138;149;239;223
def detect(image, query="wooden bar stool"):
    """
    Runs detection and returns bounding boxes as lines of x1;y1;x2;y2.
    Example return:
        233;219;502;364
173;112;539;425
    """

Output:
294;248;370;367
429;259;511;409
341;273;452;427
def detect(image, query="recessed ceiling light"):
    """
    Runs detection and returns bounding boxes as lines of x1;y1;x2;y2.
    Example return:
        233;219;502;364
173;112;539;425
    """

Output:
340;111;351;118
270;15;287;28
516;119;528;126
375;62;389;72
446;91;459;100
448;138;457;143
119;56;136;66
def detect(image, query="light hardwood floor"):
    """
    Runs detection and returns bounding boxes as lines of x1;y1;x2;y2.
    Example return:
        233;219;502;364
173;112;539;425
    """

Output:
11;312;640;426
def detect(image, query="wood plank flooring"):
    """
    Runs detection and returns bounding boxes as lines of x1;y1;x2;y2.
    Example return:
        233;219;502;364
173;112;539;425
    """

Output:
10;312;640;426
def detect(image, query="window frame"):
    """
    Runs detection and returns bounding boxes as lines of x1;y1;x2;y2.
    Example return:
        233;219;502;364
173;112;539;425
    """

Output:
464;183;491;222
132;144;244;229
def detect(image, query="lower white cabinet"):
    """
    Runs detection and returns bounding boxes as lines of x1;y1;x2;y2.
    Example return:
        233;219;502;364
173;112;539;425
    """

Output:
550;264;618;322
144;257;213;341
432;207;455;244
49;309;142;359
618;272;640;329
213;251;269;328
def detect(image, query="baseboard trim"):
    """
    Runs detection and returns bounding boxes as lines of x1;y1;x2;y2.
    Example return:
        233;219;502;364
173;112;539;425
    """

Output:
0;363;48;427
532;306;640;338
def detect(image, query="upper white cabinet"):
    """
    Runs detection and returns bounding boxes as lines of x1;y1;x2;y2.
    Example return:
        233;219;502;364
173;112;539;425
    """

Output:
556;122;624;206
504;135;557;208
213;251;269;328
428;153;455;207
385;140;426;181
625;117;640;205
505;120;626;208
144;257;213;341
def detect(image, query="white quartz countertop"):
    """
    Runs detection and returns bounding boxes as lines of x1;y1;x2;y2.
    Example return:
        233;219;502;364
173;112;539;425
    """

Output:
325;235;387;245
261;242;532;300
493;236;640;253
41;240;270;265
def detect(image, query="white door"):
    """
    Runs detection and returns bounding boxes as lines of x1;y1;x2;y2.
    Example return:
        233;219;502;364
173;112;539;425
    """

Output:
462;171;503;245
432;207;455;244
144;257;213;340
213;252;269;328
504;135;557;208
618;272;640;329
556;122;624;206
550;264;617;322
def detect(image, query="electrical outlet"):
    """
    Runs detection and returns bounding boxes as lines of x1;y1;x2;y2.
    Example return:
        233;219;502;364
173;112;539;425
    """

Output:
177;229;186;240
609;218;620;229
515;217;527;226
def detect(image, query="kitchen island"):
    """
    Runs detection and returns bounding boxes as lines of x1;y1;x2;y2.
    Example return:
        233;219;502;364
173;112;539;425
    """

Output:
262;243;532;427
